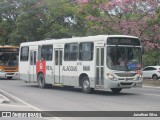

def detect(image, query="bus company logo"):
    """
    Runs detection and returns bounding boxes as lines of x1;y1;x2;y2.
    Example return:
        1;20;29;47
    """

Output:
62;66;77;71
1;112;42;118
36;61;46;74
2;112;11;117
40;63;43;70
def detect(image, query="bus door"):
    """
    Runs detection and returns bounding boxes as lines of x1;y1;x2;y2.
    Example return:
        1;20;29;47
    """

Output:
96;47;104;86
29;50;37;82
54;49;63;84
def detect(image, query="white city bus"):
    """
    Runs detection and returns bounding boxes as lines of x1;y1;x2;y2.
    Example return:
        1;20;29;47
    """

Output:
19;35;142;93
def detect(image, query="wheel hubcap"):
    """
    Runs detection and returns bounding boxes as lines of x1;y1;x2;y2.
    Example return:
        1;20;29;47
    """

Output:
83;80;89;90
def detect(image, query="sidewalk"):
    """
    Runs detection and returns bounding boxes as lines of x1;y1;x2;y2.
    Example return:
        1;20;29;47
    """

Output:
143;79;160;87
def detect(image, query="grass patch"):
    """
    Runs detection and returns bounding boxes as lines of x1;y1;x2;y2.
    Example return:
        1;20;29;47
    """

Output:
143;79;160;86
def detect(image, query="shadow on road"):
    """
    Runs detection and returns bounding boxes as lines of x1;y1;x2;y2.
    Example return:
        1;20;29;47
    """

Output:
24;83;138;96
0;78;21;81
0;78;139;96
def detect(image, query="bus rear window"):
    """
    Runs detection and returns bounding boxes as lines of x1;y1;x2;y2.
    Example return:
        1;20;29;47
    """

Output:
20;46;29;61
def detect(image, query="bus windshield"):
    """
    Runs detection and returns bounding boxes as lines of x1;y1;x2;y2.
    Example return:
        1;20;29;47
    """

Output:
0;52;19;67
107;46;142;71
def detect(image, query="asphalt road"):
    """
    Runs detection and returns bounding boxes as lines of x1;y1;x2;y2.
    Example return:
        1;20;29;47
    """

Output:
0;78;160;120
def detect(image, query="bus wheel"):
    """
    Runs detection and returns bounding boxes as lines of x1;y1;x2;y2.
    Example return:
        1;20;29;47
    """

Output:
7;77;12;80
37;73;46;88
82;76;93;94
111;88;122;93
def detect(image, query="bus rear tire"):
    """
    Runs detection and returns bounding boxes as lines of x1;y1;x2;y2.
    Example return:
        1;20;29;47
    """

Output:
82;76;93;94
111;88;122;93
7;77;12;80
37;73;46;88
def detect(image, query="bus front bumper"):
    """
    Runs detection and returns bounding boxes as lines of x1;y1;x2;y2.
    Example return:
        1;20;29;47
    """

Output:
0;71;6;77
106;80;143;89
0;72;19;78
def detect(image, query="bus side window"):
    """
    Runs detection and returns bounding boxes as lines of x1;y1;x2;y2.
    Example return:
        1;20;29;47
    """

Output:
20;46;29;61
41;45;53;61
70;44;78;60
55;51;58;65
64;44;70;60
38;46;42;60
64;43;78;61
79;42;94;61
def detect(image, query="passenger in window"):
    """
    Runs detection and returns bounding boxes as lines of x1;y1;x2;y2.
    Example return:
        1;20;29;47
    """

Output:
118;53;126;66
8;58;14;66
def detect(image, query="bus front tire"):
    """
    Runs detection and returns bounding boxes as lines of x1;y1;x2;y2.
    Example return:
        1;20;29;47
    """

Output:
111;88;122;93
82;76;93;94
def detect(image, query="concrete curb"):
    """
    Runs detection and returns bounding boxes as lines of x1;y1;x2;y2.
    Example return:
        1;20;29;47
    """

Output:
143;85;160;89
0;94;10;104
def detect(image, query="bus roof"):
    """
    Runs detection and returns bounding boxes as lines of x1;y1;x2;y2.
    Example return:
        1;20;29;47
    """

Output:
0;45;19;48
20;35;139;46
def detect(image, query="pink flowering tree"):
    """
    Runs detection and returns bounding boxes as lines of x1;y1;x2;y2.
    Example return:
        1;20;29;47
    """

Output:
77;0;160;49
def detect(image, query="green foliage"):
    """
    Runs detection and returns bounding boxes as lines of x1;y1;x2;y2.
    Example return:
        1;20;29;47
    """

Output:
0;0;159;45
0;0;159;69
44;0;88;38
0;0;19;45
142;50;160;67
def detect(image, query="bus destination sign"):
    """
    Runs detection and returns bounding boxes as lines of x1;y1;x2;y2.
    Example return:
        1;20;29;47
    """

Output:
107;37;141;46
0;48;19;52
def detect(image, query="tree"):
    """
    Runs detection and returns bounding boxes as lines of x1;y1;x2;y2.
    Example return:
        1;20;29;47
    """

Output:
0;0;20;45
80;0;160;49
142;49;160;67
44;0;88;38
10;0;47;45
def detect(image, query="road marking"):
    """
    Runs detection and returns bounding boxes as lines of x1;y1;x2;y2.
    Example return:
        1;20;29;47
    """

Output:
0;104;32;108
0;88;62;120
0;94;10;103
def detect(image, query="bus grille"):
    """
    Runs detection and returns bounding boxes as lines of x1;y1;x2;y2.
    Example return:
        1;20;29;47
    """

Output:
6;73;15;75
120;82;133;86
118;78;134;81
4;68;17;70
3;67;18;72
115;73;136;77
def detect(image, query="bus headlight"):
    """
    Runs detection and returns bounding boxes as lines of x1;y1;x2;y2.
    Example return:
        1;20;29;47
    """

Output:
107;73;117;81
136;74;142;81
